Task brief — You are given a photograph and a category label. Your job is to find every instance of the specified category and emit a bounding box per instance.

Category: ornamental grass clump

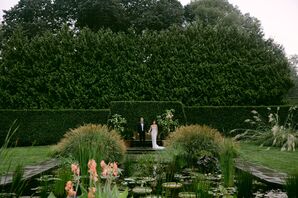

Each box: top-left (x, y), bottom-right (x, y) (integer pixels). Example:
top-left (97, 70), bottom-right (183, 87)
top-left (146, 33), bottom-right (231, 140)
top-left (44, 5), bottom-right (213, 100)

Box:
top-left (232, 106), bottom-right (298, 151)
top-left (165, 125), bottom-right (224, 166)
top-left (55, 124), bottom-right (126, 177)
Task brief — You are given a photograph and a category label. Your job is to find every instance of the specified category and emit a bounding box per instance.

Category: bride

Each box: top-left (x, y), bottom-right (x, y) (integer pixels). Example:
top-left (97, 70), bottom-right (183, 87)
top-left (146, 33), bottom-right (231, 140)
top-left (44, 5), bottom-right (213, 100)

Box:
top-left (148, 120), bottom-right (165, 150)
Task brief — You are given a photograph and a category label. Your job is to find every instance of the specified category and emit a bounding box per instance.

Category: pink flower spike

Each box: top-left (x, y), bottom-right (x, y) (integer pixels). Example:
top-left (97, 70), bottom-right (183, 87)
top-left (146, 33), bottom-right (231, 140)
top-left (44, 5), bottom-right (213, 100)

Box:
top-left (71, 163), bottom-right (80, 176)
top-left (88, 159), bottom-right (98, 182)
top-left (113, 162), bottom-right (118, 176)
top-left (100, 160), bottom-right (106, 169)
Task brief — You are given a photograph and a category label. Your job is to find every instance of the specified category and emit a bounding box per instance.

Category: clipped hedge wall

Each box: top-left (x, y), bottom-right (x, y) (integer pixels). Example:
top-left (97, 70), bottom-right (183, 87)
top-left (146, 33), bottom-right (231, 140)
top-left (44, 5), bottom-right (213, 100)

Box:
top-left (0, 109), bottom-right (110, 146)
top-left (184, 106), bottom-right (296, 135)
top-left (110, 101), bottom-right (187, 132)
top-left (1, 103), bottom-right (297, 146)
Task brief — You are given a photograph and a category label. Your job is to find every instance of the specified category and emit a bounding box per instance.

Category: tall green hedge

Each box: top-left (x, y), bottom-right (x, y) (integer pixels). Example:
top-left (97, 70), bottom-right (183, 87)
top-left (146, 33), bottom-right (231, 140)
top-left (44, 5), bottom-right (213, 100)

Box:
top-left (0, 109), bottom-right (110, 146)
top-left (184, 106), bottom-right (296, 135)
top-left (110, 101), bottom-right (186, 132)
top-left (0, 24), bottom-right (292, 109)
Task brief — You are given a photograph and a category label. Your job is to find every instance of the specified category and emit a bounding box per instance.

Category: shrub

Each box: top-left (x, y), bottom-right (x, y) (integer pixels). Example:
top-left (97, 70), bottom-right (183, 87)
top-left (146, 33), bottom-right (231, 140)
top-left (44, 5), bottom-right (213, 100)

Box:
top-left (108, 114), bottom-right (127, 137)
top-left (165, 125), bottom-right (224, 166)
top-left (54, 124), bottom-right (126, 176)
top-left (156, 109), bottom-right (179, 139)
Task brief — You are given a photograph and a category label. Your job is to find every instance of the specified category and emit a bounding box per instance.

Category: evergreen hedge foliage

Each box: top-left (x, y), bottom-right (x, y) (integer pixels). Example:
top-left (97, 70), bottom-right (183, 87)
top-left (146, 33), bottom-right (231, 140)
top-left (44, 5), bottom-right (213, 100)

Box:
top-left (0, 109), bottom-right (110, 146)
top-left (0, 23), bottom-right (292, 109)
top-left (0, 104), bottom-right (297, 146)
top-left (110, 101), bottom-right (186, 132)
top-left (184, 106), bottom-right (296, 135)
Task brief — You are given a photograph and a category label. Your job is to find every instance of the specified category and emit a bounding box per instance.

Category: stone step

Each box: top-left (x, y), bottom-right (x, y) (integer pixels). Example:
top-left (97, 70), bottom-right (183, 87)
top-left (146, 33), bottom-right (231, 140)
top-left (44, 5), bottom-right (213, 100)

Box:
top-left (126, 140), bottom-right (164, 148)
top-left (127, 147), bottom-right (166, 154)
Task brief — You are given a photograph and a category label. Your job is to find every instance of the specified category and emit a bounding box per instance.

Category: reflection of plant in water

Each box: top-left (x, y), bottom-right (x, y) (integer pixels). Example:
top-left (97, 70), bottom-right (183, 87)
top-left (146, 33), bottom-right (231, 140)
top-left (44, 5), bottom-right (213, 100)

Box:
top-left (156, 109), bottom-right (179, 139)
top-left (236, 171), bottom-right (253, 198)
top-left (285, 172), bottom-right (298, 198)
top-left (232, 106), bottom-right (298, 151)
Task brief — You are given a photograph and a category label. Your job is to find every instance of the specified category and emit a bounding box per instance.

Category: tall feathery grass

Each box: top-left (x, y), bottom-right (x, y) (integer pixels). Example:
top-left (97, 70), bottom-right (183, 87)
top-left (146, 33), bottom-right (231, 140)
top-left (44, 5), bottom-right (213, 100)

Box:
top-left (165, 125), bottom-right (224, 166)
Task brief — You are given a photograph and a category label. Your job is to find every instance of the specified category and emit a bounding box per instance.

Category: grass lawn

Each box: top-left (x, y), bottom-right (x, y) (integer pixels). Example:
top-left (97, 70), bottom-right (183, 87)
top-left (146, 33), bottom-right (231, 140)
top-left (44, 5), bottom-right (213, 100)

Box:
top-left (0, 146), bottom-right (53, 175)
top-left (238, 142), bottom-right (298, 174)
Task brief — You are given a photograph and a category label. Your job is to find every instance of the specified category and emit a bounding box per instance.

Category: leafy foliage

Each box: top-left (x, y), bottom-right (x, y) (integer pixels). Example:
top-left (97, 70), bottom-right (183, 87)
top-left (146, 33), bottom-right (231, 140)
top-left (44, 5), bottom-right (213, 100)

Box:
top-left (0, 23), bottom-right (292, 109)
top-left (156, 109), bottom-right (179, 139)
top-left (108, 114), bottom-right (127, 136)
top-left (1, 0), bottom-right (61, 38)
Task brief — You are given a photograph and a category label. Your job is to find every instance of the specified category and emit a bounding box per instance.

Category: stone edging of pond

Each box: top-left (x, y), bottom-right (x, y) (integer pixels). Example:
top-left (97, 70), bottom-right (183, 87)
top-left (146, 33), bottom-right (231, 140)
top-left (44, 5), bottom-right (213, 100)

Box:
top-left (235, 158), bottom-right (287, 187)
top-left (0, 158), bottom-right (59, 186)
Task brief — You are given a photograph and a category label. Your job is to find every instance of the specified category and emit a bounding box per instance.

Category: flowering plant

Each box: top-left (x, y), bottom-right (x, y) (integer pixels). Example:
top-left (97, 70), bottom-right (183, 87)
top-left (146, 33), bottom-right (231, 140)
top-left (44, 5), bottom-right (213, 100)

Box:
top-left (108, 114), bottom-right (127, 136)
top-left (156, 109), bottom-right (179, 139)
top-left (64, 159), bottom-right (127, 198)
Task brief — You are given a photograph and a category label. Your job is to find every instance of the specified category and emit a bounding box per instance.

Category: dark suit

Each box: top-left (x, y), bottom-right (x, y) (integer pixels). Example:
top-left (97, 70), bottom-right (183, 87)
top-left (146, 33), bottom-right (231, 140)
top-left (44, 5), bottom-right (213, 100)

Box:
top-left (137, 122), bottom-right (146, 143)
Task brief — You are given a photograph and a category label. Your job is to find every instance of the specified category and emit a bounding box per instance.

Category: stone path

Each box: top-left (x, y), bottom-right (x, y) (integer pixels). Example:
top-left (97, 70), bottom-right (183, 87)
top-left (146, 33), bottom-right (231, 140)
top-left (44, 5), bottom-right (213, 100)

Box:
top-left (235, 158), bottom-right (287, 186)
top-left (0, 158), bottom-right (59, 186)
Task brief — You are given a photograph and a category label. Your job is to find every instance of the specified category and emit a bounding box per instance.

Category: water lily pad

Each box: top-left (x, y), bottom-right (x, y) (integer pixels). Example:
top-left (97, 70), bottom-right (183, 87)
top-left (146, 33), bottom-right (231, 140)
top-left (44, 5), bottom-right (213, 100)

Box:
top-left (162, 182), bottom-right (183, 189)
top-left (132, 186), bottom-right (152, 194)
top-left (178, 192), bottom-right (196, 198)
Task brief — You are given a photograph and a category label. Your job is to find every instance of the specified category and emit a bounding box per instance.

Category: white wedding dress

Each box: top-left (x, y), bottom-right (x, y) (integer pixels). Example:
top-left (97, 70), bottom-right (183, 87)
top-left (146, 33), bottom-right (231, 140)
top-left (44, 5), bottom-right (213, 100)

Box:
top-left (150, 125), bottom-right (165, 150)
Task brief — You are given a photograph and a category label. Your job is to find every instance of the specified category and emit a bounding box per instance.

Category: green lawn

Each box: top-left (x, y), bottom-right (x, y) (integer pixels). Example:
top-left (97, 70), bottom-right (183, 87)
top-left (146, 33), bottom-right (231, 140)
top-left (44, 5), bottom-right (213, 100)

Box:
top-left (0, 146), bottom-right (53, 174)
top-left (238, 142), bottom-right (298, 174)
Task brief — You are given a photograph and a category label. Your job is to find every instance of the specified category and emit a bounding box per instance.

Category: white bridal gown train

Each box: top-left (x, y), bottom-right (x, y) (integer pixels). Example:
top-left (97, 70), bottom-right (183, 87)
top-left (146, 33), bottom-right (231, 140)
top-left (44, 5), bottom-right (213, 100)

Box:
top-left (151, 126), bottom-right (165, 150)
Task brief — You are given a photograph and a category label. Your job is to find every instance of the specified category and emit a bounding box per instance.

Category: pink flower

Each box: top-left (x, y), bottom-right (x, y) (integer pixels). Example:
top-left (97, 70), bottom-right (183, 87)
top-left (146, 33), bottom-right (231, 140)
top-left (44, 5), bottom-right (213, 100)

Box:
top-left (88, 159), bottom-right (98, 182)
top-left (71, 163), bottom-right (80, 176)
top-left (113, 162), bottom-right (118, 176)
top-left (65, 181), bottom-right (76, 197)
top-left (88, 187), bottom-right (96, 198)
top-left (100, 160), bottom-right (107, 169)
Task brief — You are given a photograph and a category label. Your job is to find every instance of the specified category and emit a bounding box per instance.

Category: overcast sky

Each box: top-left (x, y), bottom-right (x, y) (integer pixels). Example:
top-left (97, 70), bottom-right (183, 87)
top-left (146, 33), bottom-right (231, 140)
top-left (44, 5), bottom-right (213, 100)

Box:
top-left (0, 0), bottom-right (297, 56)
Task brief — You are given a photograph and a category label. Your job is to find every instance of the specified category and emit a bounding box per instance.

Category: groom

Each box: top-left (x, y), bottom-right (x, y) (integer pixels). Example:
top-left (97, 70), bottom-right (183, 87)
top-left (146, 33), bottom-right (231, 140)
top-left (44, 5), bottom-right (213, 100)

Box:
top-left (137, 117), bottom-right (146, 145)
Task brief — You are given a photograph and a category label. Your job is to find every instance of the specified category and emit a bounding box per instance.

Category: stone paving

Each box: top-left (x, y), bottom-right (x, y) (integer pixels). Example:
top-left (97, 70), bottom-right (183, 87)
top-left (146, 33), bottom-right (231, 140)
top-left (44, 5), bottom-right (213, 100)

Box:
top-left (235, 158), bottom-right (287, 186)
top-left (0, 158), bottom-right (59, 186)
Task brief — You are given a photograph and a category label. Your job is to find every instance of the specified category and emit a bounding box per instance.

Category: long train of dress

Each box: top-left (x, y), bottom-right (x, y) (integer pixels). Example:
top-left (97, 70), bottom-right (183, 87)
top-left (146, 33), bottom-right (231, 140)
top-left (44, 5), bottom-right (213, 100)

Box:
top-left (151, 126), bottom-right (165, 150)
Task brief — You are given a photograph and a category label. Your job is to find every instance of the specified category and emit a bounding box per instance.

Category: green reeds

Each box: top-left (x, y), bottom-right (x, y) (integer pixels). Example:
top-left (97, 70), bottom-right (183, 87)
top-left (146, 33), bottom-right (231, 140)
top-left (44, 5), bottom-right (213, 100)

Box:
top-left (0, 120), bottom-right (27, 196)
top-left (220, 139), bottom-right (238, 187)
